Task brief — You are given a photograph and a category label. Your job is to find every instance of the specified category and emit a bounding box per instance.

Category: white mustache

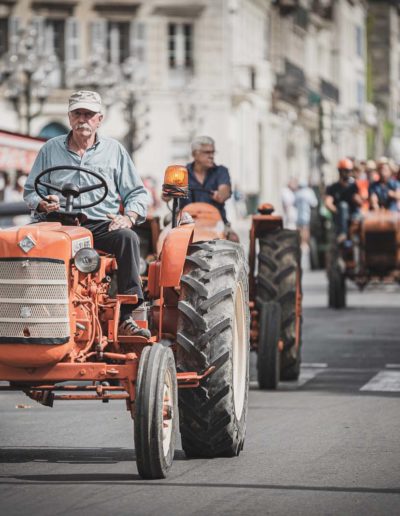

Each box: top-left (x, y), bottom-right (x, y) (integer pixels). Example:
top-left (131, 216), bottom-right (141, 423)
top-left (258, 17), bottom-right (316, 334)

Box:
top-left (75, 123), bottom-right (91, 131)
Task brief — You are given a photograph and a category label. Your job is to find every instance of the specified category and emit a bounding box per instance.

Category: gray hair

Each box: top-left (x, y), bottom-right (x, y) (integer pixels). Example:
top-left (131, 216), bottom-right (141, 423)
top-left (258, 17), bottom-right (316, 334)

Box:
top-left (191, 136), bottom-right (215, 152)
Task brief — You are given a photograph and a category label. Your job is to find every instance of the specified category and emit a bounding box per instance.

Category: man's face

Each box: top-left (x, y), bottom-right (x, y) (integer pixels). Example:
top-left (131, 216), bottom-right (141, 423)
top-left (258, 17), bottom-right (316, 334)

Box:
top-left (339, 169), bottom-right (351, 182)
top-left (68, 109), bottom-right (103, 137)
top-left (379, 164), bottom-right (391, 182)
top-left (193, 144), bottom-right (215, 168)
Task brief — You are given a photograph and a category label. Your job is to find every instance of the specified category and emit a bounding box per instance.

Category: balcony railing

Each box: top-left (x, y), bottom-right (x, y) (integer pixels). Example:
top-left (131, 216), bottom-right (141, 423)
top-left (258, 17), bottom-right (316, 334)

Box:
top-left (276, 59), bottom-right (306, 102)
top-left (320, 78), bottom-right (339, 102)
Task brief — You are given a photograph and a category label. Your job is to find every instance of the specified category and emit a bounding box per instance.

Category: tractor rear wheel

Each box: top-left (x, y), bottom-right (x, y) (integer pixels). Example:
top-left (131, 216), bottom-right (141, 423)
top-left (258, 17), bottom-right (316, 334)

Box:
top-left (177, 240), bottom-right (250, 458)
top-left (257, 229), bottom-right (302, 381)
top-left (257, 301), bottom-right (281, 390)
top-left (134, 343), bottom-right (178, 479)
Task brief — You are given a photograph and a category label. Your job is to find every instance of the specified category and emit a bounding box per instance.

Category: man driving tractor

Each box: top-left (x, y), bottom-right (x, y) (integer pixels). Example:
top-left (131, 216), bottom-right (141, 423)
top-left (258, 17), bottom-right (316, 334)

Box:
top-left (162, 135), bottom-right (238, 240)
top-left (23, 90), bottom-right (151, 338)
top-left (325, 158), bottom-right (363, 244)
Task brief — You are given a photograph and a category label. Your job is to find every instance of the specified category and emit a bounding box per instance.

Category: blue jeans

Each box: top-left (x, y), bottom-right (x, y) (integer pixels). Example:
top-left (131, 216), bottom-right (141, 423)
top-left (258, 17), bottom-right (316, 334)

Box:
top-left (334, 202), bottom-right (360, 236)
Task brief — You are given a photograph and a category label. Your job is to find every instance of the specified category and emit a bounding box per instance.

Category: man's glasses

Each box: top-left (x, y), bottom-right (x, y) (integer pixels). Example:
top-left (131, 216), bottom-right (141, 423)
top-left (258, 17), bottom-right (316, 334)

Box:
top-left (70, 110), bottom-right (98, 119)
top-left (199, 150), bottom-right (216, 155)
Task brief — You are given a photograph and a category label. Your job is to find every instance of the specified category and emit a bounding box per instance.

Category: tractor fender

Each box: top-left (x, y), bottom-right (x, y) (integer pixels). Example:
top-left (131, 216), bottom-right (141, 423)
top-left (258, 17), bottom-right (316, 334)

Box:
top-left (159, 223), bottom-right (194, 287)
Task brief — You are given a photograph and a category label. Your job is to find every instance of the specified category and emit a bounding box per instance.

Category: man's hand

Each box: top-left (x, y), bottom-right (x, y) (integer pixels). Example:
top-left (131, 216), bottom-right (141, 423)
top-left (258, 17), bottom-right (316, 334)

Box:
top-left (37, 195), bottom-right (60, 213)
top-left (107, 213), bottom-right (135, 231)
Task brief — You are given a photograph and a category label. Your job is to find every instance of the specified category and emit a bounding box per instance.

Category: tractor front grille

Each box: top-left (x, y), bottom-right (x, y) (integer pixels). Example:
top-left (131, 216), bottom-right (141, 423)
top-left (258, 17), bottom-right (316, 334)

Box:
top-left (0, 258), bottom-right (70, 344)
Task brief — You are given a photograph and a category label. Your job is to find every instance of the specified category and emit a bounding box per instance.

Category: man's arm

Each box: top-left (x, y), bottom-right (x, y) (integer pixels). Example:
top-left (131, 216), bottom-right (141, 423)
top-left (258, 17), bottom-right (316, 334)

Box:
top-left (324, 194), bottom-right (336, 213)
top-left (212, 184), bottom-right (231, 204)
top-left (212, 166), bottom-right (231, 204)
top-left (24, 143), bottom-right (61, 214)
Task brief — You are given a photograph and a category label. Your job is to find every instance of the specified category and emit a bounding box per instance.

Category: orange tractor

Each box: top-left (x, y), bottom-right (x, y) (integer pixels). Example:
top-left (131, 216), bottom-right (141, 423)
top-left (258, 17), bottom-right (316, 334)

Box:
top-left (0, 163), bottom-right (303, 480)
top-left (328, 210), bottom-right (400, 308)
top-left (0, 165), bottom-right (250, 479)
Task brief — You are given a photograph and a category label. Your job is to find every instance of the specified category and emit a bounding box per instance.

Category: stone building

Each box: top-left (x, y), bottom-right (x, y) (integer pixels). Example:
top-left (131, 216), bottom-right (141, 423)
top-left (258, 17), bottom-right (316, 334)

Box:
top-left (0, 0), bottom-right (372, 214)
top-left (367, 0), bottom-right (400, 158)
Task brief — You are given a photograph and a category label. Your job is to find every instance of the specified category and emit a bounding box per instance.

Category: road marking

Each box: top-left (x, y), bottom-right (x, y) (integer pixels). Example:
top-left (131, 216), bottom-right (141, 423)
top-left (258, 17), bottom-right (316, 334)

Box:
top-left (279, 367), bottom-right (326, 388)
top-left (360, 371), bottom-right (400, 392)
top-left (386, 364), bottom-right (400, 369)
top-left (301, 363), bottom-right (328, 368)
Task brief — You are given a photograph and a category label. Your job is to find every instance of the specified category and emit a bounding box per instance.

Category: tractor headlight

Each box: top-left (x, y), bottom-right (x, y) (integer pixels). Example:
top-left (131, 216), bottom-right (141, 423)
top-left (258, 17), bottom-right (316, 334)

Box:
top-left (74, 248), bottom-right (100, 274)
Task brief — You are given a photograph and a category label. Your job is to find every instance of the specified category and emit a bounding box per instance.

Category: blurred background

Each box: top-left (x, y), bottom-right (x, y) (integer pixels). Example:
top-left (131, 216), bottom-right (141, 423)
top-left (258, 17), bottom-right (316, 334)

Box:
top-left (0, 0), bottom-right (399, 225)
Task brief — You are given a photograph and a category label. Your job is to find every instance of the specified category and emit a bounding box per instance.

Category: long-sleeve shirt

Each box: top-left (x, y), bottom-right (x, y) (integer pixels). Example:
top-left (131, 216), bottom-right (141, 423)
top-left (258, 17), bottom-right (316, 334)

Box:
top-left (24, 133), bottom-right (149, 223)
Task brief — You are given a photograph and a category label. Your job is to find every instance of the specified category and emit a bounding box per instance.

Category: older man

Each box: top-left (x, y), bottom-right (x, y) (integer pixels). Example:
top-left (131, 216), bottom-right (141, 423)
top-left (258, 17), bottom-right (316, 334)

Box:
top-left (179, 135), bottom-right (232, 223)
top-left (24, 90), bottom-right (150, 337)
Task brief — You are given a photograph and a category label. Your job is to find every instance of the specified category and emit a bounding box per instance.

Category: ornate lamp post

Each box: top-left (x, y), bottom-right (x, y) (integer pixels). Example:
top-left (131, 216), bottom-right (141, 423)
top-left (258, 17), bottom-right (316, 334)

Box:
top-left (0, 24), bottom-right (58, 136)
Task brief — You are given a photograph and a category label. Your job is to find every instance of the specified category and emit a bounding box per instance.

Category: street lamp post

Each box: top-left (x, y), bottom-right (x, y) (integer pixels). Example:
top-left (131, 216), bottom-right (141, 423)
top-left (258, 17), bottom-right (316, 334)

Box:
top-left (0, 24), bottom-right (57, 135)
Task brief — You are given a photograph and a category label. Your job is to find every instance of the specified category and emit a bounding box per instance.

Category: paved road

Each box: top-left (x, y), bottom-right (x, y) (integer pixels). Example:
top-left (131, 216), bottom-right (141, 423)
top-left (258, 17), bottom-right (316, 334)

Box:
top-left (0, 271), bottom-right (399, 516)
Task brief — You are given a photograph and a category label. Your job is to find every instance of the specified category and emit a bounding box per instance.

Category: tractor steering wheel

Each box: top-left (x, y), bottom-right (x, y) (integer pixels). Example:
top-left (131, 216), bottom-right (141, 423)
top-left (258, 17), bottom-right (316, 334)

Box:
top-left (34, 165), bottom-right (108, 215)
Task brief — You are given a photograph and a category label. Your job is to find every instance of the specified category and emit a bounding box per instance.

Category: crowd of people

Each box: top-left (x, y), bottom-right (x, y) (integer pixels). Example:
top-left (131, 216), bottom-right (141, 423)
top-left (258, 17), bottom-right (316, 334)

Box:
top-left (282, 156), bottom-right (400, 248)
top-left (325, 156), bottom-right (400, 245)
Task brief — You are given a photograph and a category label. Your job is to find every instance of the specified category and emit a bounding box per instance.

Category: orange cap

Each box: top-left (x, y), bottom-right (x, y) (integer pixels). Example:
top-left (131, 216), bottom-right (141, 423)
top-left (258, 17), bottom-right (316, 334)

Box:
top-left (337, 158), bottom-right (353, 170)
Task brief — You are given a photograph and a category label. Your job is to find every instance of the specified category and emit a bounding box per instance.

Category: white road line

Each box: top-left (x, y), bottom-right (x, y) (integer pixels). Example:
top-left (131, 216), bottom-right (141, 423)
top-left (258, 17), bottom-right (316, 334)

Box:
top-left (279, 367), bottom-right (326, 388)
top-left (360, 371), bottom-right (400, 392)
top-left (301, 363), bottom-right (328, 368)
top-left (386, 364), bottom-right (400, 369)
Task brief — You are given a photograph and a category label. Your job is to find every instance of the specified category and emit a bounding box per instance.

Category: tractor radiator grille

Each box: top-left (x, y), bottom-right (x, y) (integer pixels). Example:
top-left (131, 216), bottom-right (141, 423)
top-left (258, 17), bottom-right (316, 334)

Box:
top-left (0, 258), bottom-right (70, 344)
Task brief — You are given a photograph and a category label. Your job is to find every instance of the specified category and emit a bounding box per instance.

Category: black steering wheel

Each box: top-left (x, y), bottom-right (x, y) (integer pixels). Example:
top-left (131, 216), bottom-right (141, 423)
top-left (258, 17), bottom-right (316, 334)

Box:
top-left (34, 165), bottom-right (108, 215)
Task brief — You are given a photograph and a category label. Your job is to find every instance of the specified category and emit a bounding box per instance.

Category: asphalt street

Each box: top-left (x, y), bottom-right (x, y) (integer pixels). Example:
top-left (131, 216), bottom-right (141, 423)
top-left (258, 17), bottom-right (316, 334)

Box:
top-left (0, 270), bottom-right (399, 516)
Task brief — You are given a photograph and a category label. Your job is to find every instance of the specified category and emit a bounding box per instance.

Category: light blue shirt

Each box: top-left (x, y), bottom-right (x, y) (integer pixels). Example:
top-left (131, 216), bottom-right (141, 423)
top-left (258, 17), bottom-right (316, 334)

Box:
top-left (24, 133), bottom-right (149, 223)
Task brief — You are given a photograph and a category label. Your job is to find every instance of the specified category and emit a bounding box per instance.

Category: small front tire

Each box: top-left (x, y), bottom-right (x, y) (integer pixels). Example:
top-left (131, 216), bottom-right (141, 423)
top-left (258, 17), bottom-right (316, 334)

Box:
top-left (134, 343), bottom-right (178, 479)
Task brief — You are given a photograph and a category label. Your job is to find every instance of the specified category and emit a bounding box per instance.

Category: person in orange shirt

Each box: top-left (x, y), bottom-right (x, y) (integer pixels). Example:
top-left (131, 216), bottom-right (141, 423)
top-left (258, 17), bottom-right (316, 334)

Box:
top-left (352, 161), bottom-right (370, 212)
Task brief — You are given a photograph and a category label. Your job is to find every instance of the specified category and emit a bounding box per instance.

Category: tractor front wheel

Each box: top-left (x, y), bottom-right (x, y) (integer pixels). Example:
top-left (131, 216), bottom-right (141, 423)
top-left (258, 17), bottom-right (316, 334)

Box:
top-left (134, 343), bottom-right (178, 479)
top-left (257, 301), bottom-right (281, 390)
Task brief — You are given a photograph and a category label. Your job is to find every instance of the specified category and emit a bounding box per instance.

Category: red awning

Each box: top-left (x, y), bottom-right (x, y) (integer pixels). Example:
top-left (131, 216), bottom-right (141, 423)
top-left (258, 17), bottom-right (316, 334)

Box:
top-left (0, 130), bottom-right (45, 173)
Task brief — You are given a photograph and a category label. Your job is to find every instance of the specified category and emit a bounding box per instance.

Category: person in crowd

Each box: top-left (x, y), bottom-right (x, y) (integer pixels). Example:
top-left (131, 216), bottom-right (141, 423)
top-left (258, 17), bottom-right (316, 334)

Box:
top-left (352, 160), bottom-right (370, 212)
top-left (281, 177), bottom-right (298, 230)
top-left (366, 159), bottom-right (378, 183)
top-left (369, 157), bottom-right (400, 212)
top-left (24, 90), bottom-right (150, 337)
top-left (324, 158), bottom-right (362, 243)
top-left (295, 180), bottom-right (318, 248)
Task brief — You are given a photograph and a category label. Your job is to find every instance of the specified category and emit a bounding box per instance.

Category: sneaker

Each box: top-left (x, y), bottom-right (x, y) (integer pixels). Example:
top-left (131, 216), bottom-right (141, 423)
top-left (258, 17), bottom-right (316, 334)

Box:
top-left (119, 317), bottom-right (151, 338)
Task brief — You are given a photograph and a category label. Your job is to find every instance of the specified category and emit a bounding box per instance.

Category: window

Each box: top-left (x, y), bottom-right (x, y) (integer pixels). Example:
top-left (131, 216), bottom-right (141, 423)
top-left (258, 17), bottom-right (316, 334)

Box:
top-left (90, 20), bottom-right (146, 66)
top-left (107, 21), bottom-right (130, 64)
top-left (356, 26), bottom-right (363, 58)
top-left (0, 18), bottom-right (8, 57)
top-left (168, 22), bottom-right (193, 70)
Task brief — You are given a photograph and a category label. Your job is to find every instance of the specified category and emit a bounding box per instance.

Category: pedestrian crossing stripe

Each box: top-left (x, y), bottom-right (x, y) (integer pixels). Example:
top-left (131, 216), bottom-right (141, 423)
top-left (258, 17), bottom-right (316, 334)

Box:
top-left (360, 371), bottom-right (400, 392)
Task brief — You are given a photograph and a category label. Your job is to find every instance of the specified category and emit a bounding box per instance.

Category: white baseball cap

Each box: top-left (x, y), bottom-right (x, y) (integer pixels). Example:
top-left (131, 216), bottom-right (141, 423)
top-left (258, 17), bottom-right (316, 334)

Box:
top-left (68, 90), bottom-right (102, 113)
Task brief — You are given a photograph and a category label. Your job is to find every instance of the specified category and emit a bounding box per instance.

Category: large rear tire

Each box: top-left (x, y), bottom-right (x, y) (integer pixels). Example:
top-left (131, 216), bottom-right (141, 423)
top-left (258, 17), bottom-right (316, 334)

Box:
top-left (177, 240), bottom-right (250, 458)
top-left (257, 301), bottom-right (281, 390)
top-left (257, 229), bottom-right (302, 381)
top-left (134, 343), bottom-right (178, 479)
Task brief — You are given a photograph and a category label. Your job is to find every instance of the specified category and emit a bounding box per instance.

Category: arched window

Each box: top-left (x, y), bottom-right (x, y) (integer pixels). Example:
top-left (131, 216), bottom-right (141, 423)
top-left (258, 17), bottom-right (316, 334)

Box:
top-left (38, 122), bottom-right (68, 140)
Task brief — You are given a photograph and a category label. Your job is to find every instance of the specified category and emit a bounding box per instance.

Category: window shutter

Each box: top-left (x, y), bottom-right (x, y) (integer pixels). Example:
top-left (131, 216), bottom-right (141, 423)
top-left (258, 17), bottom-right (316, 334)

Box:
top-left (90, 19), bottom-right (107, 61)
top-left (130, 20), bottom-right (146, 63)
top-left (65, 18), bottom-right (80, 68)
top-left (8, 16), bottom-right (20, 54)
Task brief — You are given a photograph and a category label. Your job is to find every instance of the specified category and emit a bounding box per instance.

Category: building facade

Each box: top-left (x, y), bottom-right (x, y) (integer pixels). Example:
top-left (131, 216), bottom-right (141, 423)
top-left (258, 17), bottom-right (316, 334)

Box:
top-left (0, 0), bottom-right (372, 214)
